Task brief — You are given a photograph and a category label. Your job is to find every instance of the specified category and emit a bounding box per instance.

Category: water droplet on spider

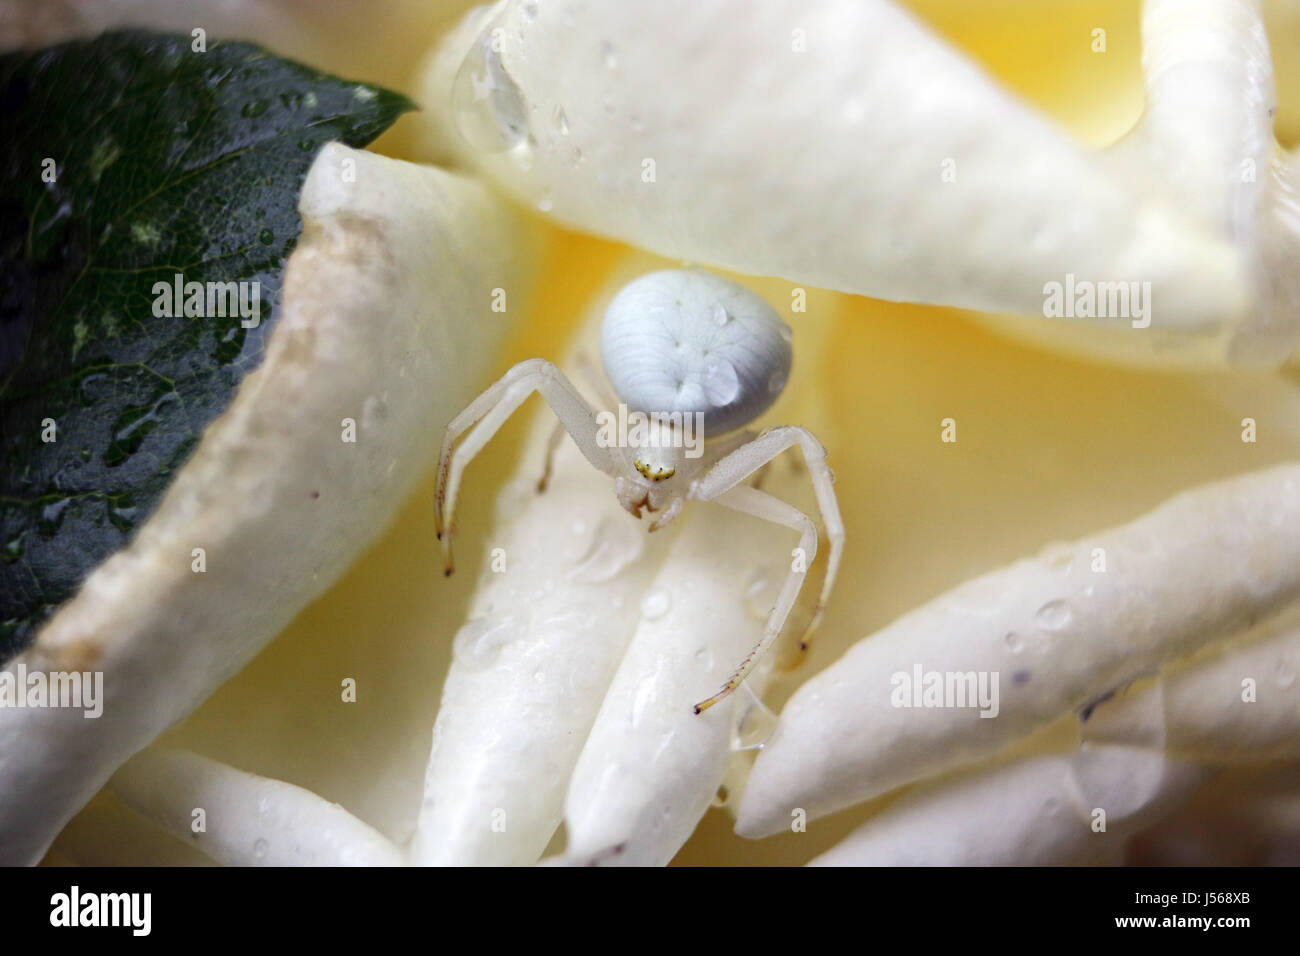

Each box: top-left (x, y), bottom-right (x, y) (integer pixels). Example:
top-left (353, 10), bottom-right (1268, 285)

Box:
top-left (600, 40), bottom-right (618, 69)
top-left (713, 303), bottom-right (731, 326)
top-left (778, 323), bottom-right (794, 344)
top-left (1004, 631), bottom-right (1024, 653)
top-left (451, 29), bottom-right (529, 151)
top-left (702, 358), bottom-right (740, 406)
top-left (731, 692), bottom-right (778, 751)
top-left (767, 369), bottom-right (786, 395)
top-left (641, 587), bottom-right (671, 620)
top-left (553, 105), bottom-right (569, 134)
top-left (241, 98), bottom-right (269, 118)
top-left (452, 616), bottom-right (523, 667)
top-left (1035, 599), bottom-right (1073, 631)
top-left (253, 838), bottom-right (269, 859)
top-left (1277, 661), bottom-right (1297, 689)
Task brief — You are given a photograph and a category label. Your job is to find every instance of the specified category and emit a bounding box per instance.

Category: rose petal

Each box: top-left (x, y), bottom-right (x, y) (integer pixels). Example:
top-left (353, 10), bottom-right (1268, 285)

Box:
top-left (0, 144), bottom-right (536, 864)
top-left (738, 463), bottom-right (1300, 838)
top-left (418, 0), bottom-right (1249, 333)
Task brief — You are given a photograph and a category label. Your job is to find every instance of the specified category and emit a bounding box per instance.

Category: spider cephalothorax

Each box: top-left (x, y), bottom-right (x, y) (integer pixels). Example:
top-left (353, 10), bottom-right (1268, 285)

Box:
top-left (435, 269), bottom-right (843, 713)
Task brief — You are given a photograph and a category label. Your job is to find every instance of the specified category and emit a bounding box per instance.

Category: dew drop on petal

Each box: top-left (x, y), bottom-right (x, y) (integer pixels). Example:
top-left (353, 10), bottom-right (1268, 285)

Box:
top-left (452, 616), bottom-right (523, 667)
top-left (702, 358), bottom-right (740, 406)
top-left (641, 587), bottom-right (671, 620)
top-left (553, 105), bottom-right (569, 135)
top-left (1039, 542), bottom-right (1074, 573)
top-left (571, 515), bottom-right (645, 583)
top-left (730, 690), bottom-right (778, 751)
top-left (713, 303), bottom-right (731, 326)
top-left (1036, 599), bottom-right (1073, 631)
top-left (1004, 631), bottom-right (1024, 653)
top-left (451, 30), bottom-right (529, 152)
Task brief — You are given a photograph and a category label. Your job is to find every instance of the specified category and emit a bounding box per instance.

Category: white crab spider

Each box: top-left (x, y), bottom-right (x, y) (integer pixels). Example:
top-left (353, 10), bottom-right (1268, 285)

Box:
top-left (434, 269), bottom-right (844, 714)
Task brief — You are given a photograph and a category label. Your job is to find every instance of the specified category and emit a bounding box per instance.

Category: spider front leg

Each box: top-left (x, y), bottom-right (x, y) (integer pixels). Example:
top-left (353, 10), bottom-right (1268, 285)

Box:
top-left (536, 351), bottom-right (620, 494)
top-left (690, 426), bottom-right (845, 713)
top-left (435, 358), bottom-right (618, 575)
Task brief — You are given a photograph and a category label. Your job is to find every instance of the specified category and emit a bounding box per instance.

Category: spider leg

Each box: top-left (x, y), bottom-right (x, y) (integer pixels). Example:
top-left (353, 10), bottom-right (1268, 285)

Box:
top-left (693, 426), bottom-right (844, 647)
top-left (435, 359), bottom-right (618, 574)
top-left (690, 484), bottom-right (819, 714)
top-left (536, 352), bottom-right (621, 493)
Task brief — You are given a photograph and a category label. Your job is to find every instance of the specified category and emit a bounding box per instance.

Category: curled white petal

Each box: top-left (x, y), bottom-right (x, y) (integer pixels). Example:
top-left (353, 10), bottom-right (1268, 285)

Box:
top-left (810, 746), bottom-right (1210, 866)
top-left (109, 749), bottom-right (405, 866)
top-left (738, 463), bottom-right (1300, 838)
top-left (419, 0), bottom-right (1248, 332)
top-left (557, 505), bottom-right (782, 867)
top-left (1084, 609), bottom-right (1300, 761)
top-left (0, 144), bottom-right (536, 864)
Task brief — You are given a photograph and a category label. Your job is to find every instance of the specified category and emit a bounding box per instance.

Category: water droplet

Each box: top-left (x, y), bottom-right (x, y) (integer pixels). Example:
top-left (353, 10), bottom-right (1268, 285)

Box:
top-left (631, 672), bottom-right (658, 728)
top-left (767, 369), bottom-right (786, 395)
top-left (258, 228), bottom-right (274, 244)
top-left (571, 515), bottom-right (645, 583)
top-left (361, 393), bottom-right (388, 430)
top-left (452, 616), bottom-right (523, 667)
top-left (257, 799), bottom-right (278, 829)
top-left (4, 530), bottom-right (25, 563)
top-left (641, 587), bottom-right (671, 620)
top-left (778, 323), bottom-right (793, 344)
top-left (601, 40), bottom-right (618, 69)
top-left (1277, 661), bottom-right (1296, 689)
top-left (1036, 599), bottom-right (1073, 631)
top-left (451, 29), bottom-right (529, 151)
top-left (702, 359), bottom-right (740, 406)
top-left (712, 303), bottom-right (731, 326)
top-left (241, 99), bottom-right (269, 118)
top-left (694, 645), bottom-right (715, 671)
top-left (553, 105), bottom-right (569, 134)
top-left (1039, 542), bottom-right (1074, 572)
top-left (731, 689), bottom-right (778, 751)
top-left (253, 838), bottom-right (269, 859)
top-left (1004, 631), bottom-right (1024, 653)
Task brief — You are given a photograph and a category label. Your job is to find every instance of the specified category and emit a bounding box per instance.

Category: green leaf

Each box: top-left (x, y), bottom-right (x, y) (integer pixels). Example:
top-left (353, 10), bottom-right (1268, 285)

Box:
top-left (0, 30), bottom-right (414, 661)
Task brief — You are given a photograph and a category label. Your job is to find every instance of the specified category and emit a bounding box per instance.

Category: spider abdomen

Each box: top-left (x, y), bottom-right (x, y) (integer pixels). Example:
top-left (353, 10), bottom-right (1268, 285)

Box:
top-left (599, 270), bottom-right (793, 437)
